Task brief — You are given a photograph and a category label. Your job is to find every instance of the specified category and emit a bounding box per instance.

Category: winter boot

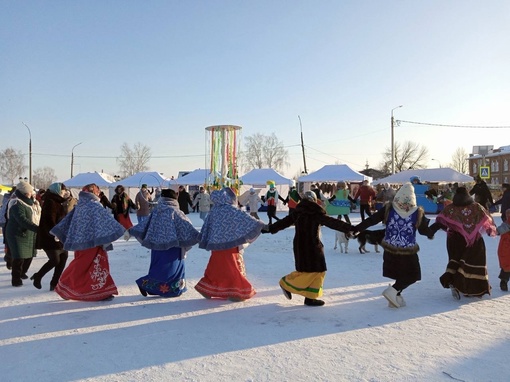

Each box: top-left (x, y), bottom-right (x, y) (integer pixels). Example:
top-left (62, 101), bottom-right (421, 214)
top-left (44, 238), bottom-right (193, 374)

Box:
top-left (450, 285), bottom-right (461, 300)
top-left (280, 285), bottom-right (292, 300)
top-left (382, 285), bottom-right (400, 308)
top-left (304, 298), bottom-right (325, 306)
top-left (500, 280), bottom-right (508, 291)
top-left (389, 294), bottom-right (406, 308)
top-left (31, 273), bottom-right (42, 289)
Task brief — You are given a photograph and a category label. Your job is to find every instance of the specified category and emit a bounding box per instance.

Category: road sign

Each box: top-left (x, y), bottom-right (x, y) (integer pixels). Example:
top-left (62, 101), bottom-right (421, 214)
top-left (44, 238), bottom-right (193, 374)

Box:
top-left (480, 166), bottom-right (490, 179)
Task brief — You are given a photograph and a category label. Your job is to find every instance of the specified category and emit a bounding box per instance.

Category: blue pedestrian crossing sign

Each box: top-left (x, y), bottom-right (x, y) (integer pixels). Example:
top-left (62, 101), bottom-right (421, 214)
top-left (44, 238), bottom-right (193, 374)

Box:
top-left (480, 166), bottom-right (490, 179)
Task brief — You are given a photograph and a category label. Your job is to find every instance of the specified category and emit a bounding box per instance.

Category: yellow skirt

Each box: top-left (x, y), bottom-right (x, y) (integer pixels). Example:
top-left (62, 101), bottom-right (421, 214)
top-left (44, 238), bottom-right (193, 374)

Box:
top-left (279, 271), bottom-right (326, 299)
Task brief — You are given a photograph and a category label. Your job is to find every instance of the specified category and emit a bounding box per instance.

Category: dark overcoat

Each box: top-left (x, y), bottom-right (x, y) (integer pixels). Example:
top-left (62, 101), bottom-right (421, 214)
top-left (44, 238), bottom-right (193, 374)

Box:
top-left (36, 191), bottom-right (67, 250)
top-left (268, 199), bottom-right (352, 272)
top-left (5, 190), bottom-right (38, 259)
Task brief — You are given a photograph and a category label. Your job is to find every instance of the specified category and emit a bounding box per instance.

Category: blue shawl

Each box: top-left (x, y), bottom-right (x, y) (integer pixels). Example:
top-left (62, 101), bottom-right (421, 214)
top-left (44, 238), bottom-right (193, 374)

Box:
top-left (129, 197), bottom-right (199, 250)
top-left (50, 191), bottom-right (125, 251)
top-left (199, 188), bottom-right (265, 251)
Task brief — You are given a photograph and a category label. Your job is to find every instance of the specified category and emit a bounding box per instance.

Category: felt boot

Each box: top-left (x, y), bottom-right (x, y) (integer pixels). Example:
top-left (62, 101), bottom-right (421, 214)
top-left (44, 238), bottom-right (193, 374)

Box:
top-left (382, 285), bottom-right (400, 308)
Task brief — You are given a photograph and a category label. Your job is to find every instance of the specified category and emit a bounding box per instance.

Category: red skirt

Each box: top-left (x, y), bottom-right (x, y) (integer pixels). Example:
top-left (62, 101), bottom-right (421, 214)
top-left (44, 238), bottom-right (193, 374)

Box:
top-left (55, 246), bottom-right (118, 301)
top-left (195, 247), bottom-right (256, 301)
top-left (117, 214), bottom-right (133, 229)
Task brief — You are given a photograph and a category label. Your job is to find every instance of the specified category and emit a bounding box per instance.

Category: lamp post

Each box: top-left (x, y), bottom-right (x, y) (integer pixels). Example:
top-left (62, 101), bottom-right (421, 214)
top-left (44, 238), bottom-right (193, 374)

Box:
top-left (71, 142), bottom-right (83, 178)
top-left (21, 122), bottom-right (32, 184)
top-left (431, 158), bottom-right (442, 168)
top-left (391, 105), bottom-right (403, 174)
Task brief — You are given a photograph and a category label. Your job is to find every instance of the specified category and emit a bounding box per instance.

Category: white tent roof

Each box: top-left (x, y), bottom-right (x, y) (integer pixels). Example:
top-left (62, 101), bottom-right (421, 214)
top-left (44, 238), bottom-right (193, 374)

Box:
top-left (373, 168), bottom-right (474, 185)
top-left (61, 172), bottom-right (113, 188)
top-left (177, 169), bottom-right (217, 186)
top-left (240, 168), bottom-right (293, 187)
top-left (110, 171), bottom-right (172, 188)
top-left (298, 164), bottom-right (370, 183)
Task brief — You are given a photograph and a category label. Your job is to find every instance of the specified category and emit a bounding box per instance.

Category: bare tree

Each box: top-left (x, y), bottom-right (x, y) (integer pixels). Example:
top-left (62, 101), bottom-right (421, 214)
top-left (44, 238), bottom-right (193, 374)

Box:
top-left (0, 147), bottom-right (26, 185)
top-left (242, 133), bottom-right (289, 172)
top-left (117, 142), bottom-right (151, 177)
top-left (379, 141), bottom-right (429, 173)
top-left (33, 167), bottom-right (58, 190)
top-left (450, 147), bottom-right (469, 174)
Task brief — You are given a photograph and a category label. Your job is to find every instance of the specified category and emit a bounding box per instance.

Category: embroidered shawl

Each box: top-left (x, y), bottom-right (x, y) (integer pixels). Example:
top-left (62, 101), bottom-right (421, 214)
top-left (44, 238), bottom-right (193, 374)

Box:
top-left (129, 197), bottom-right (199, 250)
top-left (437, 202), bottom-right (497, 246)
top-left (50, 191), bottom-right (125, 251)
top-left (199, 188), bottom-right (265, 251)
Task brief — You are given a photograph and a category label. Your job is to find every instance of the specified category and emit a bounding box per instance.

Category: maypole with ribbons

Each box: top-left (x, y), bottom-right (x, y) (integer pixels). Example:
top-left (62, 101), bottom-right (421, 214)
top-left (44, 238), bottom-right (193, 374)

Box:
top-left (205, 125), bottom-right (242, 193)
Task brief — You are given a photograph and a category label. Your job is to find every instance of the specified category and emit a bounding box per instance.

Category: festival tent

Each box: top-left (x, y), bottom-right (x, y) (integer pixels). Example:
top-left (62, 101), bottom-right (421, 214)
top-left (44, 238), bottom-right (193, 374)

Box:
top-left (372, 168), bottom-right (474, 185)
top-left (297, 164), bottom-right (371, 183)
top-left (240, 168), bottom-right (293, 212)
top-left (177, 169), bottom-right (218, 186)
top-left (110, 171), bottom-right (176, 200)
top-left (60, 172), bottom-right (114, 198)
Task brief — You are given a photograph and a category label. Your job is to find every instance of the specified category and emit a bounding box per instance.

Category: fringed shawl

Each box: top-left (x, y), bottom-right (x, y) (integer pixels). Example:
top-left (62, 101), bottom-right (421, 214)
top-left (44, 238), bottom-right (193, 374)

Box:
top-left (437, 202), bottom-right (497, 246)
top-left (199, 188), bottom-right (265, 251)
top-left (129, 197), bottom-right (199, 250)
top-left (50, 191), bottom-right (125, 251)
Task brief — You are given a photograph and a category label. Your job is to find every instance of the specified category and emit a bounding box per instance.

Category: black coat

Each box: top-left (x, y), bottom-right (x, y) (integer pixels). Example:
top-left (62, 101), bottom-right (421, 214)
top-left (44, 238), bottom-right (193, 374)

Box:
top-left (36, 191), bottom-right (67, 250)
top-left (268, 199), bottom-right (353, 272)
top-left (469, 181), bottom-right (493, 209)
top-left (178, 190), bottom-right (193, 214)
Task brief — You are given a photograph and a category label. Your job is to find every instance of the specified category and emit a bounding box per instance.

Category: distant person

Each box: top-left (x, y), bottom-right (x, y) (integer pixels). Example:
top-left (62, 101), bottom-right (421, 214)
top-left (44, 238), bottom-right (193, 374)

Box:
top-left (192, 187), bottom-right (211, 221)
top-left (493, 183), bottom-right (510, 223)
top-left (5, 181), bottom-right (41, 287)
top-left (246, 188), bottom-right (263, 220)
top-left (32, 183), bottom-right (72, 291)
top-left (265, 182), bottom-right (285, 224)
top-left (496, 209), bottom-right (510, 292)
top-left (111, 185), bottom-right (137, 229)
top-left (354, 180), bottom-right (376, 221)
top-left (0, 186), bottom-right (16, 270)
top-left (469, 175), bottom-right (493, 210)
top-left (327, 181), bottom-right (355, 223)
top-left (284, 185), bottom-right (301, 216)
top-left (192, 190), bottom-right (199, 212)
top-left (135, 184), bottom-right (152, 224)
top-left (177, 185), bottom-right (193, 214)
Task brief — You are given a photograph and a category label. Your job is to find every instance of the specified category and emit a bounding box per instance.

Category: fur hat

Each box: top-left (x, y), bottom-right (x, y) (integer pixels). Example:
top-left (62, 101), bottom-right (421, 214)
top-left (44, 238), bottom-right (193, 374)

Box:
top-left (161, 188), bottom-right (177, 199)
top-left (16, 181), bottom-right (34, 195)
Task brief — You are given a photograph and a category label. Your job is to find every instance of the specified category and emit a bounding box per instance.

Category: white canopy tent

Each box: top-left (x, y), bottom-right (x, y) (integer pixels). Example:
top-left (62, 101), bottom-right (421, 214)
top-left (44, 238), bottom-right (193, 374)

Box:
top-left (177, 169), bottom-right (218, 186)
top-left (373, 168), bottom-right (474, 185)
top-left (60, 172), bottom-right (114, 198)
top-left (298, 164), bottom-right (371, 184)
top-left (110, 171), bottom-right (177, 200)
top-left (240, 168), bottom-right (293, 212)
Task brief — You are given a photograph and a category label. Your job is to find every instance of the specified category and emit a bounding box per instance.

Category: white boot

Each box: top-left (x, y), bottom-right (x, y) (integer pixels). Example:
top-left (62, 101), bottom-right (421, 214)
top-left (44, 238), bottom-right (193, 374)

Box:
top-left (388, 294), bottom-right (406, 308)
top-left (382, 285), bottom-right (400, 308)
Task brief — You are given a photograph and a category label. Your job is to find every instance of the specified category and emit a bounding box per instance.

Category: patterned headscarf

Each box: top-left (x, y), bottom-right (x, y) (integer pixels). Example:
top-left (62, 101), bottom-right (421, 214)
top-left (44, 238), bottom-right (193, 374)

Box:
top-left (198, 188), bottom-right (265, 251)
top-left (392, 182), bottom-right (418, 218)
top-left (50, 191), bottom-right (125, 251)
top-left (129, 197), bottom-right (199, 250)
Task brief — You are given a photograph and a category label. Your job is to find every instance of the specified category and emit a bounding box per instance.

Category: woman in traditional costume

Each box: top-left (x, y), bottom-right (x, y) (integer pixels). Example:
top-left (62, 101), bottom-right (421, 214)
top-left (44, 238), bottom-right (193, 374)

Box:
top-left (326, 181), bottom-right (355, 223)
top-left (263, 191), bottom-right (354, 306)
top-left (111, 185), bottom-right (137, 229)
top-left (195, 187), bottom-right (265, 301)
top-left (129, 188), bottom-right (200, 297)
top-left (355, 182), bottom-right (435, 308)
top-left (432, 187), bottom-right (497, 299)
top-left (50, 184), bottom-right (125, 301)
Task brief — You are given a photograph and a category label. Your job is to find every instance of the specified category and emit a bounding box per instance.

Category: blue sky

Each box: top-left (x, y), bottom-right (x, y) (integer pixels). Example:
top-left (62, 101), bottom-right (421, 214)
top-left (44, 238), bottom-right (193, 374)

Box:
top-left (1, 1), bottom-right (509, 182)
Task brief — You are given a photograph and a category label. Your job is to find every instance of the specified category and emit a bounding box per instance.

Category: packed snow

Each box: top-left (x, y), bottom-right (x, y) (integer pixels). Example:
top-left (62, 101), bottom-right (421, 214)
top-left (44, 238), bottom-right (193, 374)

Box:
top-left (1, 211), bottom-right (509, 382)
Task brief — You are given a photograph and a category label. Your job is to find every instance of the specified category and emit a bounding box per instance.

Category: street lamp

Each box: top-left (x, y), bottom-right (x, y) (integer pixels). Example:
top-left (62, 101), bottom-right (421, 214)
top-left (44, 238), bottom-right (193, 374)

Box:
top-left (391, 105), bottom-right (403, 174)
top-left (431, 158), bottom-right (442, 168)
top-left (71, 142), bottom-right (83, 178)
top-left (21, 122), bottom-right (32, 184)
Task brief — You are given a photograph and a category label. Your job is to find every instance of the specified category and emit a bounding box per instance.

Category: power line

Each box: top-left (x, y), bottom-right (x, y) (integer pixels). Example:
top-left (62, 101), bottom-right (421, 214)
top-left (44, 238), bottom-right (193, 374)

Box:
top-left (397, 120), bottom-right (510, 129)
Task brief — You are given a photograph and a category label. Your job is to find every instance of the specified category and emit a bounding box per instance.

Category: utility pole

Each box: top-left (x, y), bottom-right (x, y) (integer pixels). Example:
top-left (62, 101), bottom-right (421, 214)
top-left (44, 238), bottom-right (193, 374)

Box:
top-left (298, 115), bottom-right (308, 174)
top-left (22, 122), bottom-right (32, 184)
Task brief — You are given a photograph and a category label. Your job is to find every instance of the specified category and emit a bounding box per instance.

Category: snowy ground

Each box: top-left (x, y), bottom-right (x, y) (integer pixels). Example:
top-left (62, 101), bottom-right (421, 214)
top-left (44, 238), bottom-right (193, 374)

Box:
top-left (1, 211), bottom-right (509, 382)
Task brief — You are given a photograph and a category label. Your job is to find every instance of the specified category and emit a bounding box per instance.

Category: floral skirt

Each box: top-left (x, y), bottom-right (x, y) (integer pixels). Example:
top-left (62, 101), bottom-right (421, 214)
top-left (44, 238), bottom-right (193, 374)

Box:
top-left (55, 246), bottom-right (118, 301)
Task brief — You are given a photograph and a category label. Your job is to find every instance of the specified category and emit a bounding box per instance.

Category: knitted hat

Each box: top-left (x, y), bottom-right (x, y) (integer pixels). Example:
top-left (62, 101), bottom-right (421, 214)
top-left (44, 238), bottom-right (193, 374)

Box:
top-left (304, 190), bottom-right (317, 202)
top-left (267, 180), bottom-right (275, 189)
top-left (161, 188), bottom-right (177, 199)
top-left (249, 188), bottom-right (255, 194)
top-left (392, 182), bottom-right (417, 218)
top-left (16, 181), bottom-right (34, 195)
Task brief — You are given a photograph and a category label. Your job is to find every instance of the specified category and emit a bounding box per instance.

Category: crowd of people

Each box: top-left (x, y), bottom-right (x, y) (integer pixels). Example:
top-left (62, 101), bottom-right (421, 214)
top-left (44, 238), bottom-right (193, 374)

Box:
top-left (1, 176), bottom-right (509, 309)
